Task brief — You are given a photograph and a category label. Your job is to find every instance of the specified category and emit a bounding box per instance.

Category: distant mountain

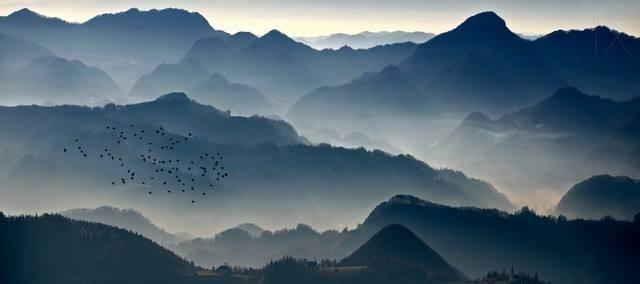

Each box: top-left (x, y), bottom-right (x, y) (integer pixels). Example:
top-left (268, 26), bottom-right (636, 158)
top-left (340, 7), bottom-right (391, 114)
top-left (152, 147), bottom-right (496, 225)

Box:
top-left (297, 31), bottom-right (434, 49)
top-left (0, 8), bottom-right (72, 31)
top-left (83, 8), bottom-right (214, 35)
top-left (133, 29), bottom-right (419, 107)
top-left (234, 223), bottom-right (266, 238)
top-left (556, 175), bottom-right (640, 220)
top-left (288, 65), bottom-right (429, 133)
top-left (287, 11), bottom-right (566, 144)
top-left (187, 73), bottom-right (279, 115)
top-left (0, 212), bottom-right (198, 284)
top-left (0, 8), bottom-right (226, 88)
top-left (61, 206), bottom-right (183, 245)
top-left (400, 11), bottom-right (564, 113)
top-left (496, 87), bottom-right (640, 132)
top-left (425, 87), bottom-right (640, 201)
top-left (178, 223), bottom-right (340, 267)
top-left (532, 26), bottom-right (640, 100)
top-left (0, 56), bottom-right (121, 105)
top-left (0, 33), bottom-right (54, 75)
top-left (340, 224), bottom-right (467, 283)
top-left (342, 195), bottom-right (640, 284)
top-left (131, 61), bottom-right (283, 118)
top-left (0, 94), bottom-right (510, 233)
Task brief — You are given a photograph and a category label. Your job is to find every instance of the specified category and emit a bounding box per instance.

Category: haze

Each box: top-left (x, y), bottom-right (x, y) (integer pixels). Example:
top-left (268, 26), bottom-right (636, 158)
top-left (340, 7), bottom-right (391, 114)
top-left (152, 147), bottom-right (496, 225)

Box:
top-left (1, 0), bottom-right (639, 37)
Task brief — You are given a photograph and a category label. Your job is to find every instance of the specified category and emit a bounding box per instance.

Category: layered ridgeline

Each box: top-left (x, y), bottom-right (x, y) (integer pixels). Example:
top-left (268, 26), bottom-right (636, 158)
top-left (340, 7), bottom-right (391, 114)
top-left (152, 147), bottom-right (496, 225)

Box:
top-left (556, 175), bottom-right (640, 220)
top-left (0, 212), bottom-right (547, 284)
top-left (0, 8), bottom-right (227, 88)
top-left (0, 93), bottom-right (511, 233)
top-left (0, 33), bottom-right (120, 105)
top-left (425, 87), bottom-right (640, 205)
top-left (103, 195), bottom-right (637, 284)
top-left (288, 12), bottom-right (565, 130)
top-left (131, 29), bottom-right (418, 107)
top-left (341, 195), bottom-right (640, 284)
top-left (531, 26), bottom-right (640, 100)
top-left (259, 224), bottom-right (468, 284)
top-left (287, 12), bottom-right (640, 153)
top-left (1, 56), bottom-right (121, 105)
top-left (0, 33), bottom-right (53, 75)
top-left (339, 224), bottom-right (467, 283)
top-left (0, 213), bottom-right (200, 284)
top-left (296, 31), bottom-right (435, 49)
top-left (61, 206), bottom-right (188, 246)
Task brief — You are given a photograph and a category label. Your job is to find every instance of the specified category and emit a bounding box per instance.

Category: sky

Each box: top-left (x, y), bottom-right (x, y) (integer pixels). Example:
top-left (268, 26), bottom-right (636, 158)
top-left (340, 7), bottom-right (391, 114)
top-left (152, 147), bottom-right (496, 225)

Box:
top-left (0, 0), bottom-right (639, 37)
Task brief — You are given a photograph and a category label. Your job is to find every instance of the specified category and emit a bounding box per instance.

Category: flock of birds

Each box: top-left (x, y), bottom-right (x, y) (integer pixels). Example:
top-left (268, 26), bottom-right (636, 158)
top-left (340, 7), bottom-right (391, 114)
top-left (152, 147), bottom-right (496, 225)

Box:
top-left (63, 124), bottom-right (229, 204)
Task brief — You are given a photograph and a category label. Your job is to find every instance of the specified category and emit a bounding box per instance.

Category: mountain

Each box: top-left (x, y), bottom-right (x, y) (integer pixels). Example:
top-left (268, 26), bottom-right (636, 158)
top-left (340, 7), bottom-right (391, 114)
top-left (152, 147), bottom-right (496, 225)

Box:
top-left (0, 56), bottom-right (121, 105)
top-left (178, 223), bottom-right (340, 268)
top-left (288, 65), bottom-right (429, 133)
top-left (531, 26), bottom-right (640, 100)
top-left (340, 224), bottom-right (467, 283)
top-left (0, 33), bottom-right (54, 75)
top-left (400, 11), bottom-right (564, 114)
top-left (496, 87), bottom-right (640, 132)
top-left (258, 225), bottom-right (466, 284)
top-left (0, 94), bottom-right (511, 234)
top-left (133, 29), bottom-right (419, 107)
top-left (61, 206), bottom-right (183, 246)
top-left (425, 87), bottom-right (640, 204)
top-left (0, 8), bottom-right (226, 88)
top-left (0, 212), bottom-right (199, 284)
top-left (556, 175), bottom-right (640, 220)
top-left (342, 195), bottom-right (640, 284)
top-left (83, 8), bottom-right (213, 35)
top-left (297, 31), bottom-right (435, 49)
top-left (287, 11), bottom-right (566, 151)
top-left (234, 223), bottom-right (266, 238)
top-left (188, 73), bottom-right (280, 115)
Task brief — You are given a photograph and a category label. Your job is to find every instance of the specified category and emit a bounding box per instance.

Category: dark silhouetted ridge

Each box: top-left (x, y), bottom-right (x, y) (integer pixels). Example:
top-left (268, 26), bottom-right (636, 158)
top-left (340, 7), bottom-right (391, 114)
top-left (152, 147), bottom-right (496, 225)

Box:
top-left (556, 175), bottom-right (640, 220)
top-left (456, 11), bottom-right (508, 32)
top-left (341, 224), bottom-right (467, 282)
top-left (154, 92), bottom-right (191, 103)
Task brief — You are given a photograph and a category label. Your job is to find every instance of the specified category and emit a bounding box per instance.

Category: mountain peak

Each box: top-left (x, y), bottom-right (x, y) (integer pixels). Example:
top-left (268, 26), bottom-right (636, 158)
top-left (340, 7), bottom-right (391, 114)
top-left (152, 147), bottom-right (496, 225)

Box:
top-left (262, 29), bottom-right (293, 41)
top-left (341, 224), bottom-right (467, 281)
top-left (8, 8), bottom-right (41, 18)
top-left (155, 92), bottom-right (192, 103)
top-left (458, 11), bottom-right (506, 31)
top-left (6, 8), bottom-right (69, 25)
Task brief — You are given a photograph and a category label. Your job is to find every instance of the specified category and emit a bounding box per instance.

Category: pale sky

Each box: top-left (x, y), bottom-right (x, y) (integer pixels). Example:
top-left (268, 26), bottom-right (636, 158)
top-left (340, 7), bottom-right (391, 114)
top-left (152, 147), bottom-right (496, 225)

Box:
top-left (1, 0), bottom-right (639, 37)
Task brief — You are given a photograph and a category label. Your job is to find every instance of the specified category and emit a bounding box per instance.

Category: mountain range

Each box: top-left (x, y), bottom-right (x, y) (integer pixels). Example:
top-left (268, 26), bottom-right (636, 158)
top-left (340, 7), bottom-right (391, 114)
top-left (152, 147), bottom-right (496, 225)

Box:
top-left (288, 11), bottom-right (567, 129)
top-left (0, 8), bottom-right (226, 88)
top-left (296, 31), bottom-right (435, 49)
top-left (345, 194), bottom-right (640, 284)
top-left (60, 194), bottom-right (640, 284)
top-left (287, 12), bottom-right (640, 157)
top-left (425, 87), bottom-right (640, 205)
top-left (2, 211), bottom-right (551, 284)
top-left (131, 29), bottom-right (419, 107)
top-left (0, 93), bottom-right (512, 233)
